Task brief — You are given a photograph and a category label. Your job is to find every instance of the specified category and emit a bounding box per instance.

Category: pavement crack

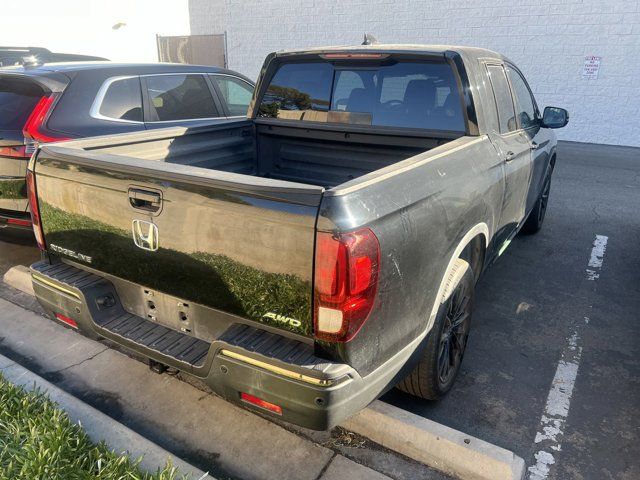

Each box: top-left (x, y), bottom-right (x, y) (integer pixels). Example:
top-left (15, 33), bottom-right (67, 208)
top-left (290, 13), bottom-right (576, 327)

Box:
top-left (313, 452), bottom-right (337, 480)
top-left (46, 347), bottom-right (109, 375)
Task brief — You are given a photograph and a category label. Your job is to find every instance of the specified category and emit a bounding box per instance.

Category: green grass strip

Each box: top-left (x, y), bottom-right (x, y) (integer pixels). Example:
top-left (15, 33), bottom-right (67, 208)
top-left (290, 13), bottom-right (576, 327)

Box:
top-left (0, 372), bottom-right (185, 480)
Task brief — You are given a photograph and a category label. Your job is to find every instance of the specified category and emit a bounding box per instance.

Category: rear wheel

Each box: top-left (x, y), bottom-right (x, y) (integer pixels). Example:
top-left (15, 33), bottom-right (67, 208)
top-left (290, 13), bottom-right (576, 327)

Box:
top-left (521, 173), bottom-right (551, 235)
top-left (397, 259), bottom-right (474, 400)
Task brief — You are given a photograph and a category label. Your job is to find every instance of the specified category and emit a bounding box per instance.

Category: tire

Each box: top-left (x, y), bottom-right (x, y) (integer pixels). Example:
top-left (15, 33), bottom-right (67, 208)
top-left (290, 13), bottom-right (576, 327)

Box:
top-left (397, 258), bottom-right (474, 400)
top-left (521, 172), bottom-right (551, 235)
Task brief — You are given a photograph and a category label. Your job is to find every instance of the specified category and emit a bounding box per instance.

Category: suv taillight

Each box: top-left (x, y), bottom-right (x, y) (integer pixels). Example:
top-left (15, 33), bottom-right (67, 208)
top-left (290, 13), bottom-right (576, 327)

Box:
top-left (25, 170), bottom-right (45, 250)
top-left (22, 94), bottom-right (69, 154)
top-left (314, 228), bottom-right (380, 342)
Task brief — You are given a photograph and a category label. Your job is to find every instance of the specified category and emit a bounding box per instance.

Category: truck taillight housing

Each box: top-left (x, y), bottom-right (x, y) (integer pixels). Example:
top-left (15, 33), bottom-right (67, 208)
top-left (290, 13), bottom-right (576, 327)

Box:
top-left (22, 94), bottom-right (69, 153)
top-left (314, 228), bottom-right (380, 342)
top-left (25, 170), bottom-right (45, 250)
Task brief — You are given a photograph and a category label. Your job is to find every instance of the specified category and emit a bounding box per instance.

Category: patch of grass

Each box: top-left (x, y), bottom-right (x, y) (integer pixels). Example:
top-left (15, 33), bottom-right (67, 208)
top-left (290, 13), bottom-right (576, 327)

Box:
top-left (0, 179), bottom-right (27, 200)
top-left (0, 372), bottom-right (183, 480)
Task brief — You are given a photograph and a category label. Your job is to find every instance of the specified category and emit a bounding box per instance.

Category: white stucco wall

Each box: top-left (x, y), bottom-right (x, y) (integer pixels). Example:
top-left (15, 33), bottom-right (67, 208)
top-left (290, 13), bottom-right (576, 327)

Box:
top-left (190, 0), bottom-right (640, 147)
top-left (0, 0), bottom-right (191, 63)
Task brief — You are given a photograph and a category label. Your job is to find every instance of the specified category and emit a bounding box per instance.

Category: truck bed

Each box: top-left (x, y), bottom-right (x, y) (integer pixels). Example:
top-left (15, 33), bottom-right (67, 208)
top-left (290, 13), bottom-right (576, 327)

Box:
top-left (76, 120), bottom-right (454, 188)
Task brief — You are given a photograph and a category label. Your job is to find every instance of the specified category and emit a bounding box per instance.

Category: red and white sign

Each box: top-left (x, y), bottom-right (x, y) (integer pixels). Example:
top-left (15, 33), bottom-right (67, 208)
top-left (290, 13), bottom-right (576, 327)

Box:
top-left (582, 55), bottom-right (601, 79)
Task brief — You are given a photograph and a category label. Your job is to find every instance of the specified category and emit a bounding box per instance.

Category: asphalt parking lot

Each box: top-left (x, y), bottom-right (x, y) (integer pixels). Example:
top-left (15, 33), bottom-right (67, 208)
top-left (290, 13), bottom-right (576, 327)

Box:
top-left (1, 140), bottom-right (638, 479)
top-left (384, 141), bottom-right (640, 479)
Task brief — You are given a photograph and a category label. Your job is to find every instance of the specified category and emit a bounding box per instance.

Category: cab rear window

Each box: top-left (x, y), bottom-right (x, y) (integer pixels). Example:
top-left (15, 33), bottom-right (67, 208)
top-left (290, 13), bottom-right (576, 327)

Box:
top-left (258, 60), bottom-right (465, 131)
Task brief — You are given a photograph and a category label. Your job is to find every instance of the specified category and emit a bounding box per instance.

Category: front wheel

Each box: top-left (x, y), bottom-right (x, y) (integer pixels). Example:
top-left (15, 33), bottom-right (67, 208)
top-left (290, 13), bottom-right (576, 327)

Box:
top-left (521, 173), bottom-right (551, 235)
top-left (397, 258), bottom-right (474, 400)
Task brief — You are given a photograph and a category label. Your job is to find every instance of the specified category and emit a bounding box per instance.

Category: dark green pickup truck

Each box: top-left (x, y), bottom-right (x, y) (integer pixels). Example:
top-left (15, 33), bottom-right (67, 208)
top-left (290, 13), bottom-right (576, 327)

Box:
top-left (27, 44), bottom-right (567, 430)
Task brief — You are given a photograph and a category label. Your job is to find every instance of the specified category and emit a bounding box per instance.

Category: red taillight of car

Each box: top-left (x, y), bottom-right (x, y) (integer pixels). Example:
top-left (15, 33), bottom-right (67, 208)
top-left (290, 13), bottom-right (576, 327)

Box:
top-left (240, 392), bottom-right (283, 415)
top-left (55, 313), bottom-right (78, 329)
top-left (25, 170), bottom-right (45, 250)
top-left (22, 94), bottom-right (69, 152)
top-left (0, 145), bottom-right (28, 158)
top-left (7, 218), bottom-right (31, 227)
top-left (314, 228), bottom-right (380, 342)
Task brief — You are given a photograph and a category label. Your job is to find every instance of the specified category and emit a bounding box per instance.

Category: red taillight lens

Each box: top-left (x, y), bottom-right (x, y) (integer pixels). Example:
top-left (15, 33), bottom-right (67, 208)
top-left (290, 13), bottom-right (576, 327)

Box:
top-left (0, 145), bottom-right (28, 158)
top-left (55, 313), bottom-right (78, 329)
top-left (25, 170), bottom-right (45, 250)
top-left (22, 94), bottom-right (69, 151)
top-left (240, 392), bottom-right (282, 415)
top-left (7, 218), bottom-right (31, 227)
top-left (314, 228), bottom-right (380, 342)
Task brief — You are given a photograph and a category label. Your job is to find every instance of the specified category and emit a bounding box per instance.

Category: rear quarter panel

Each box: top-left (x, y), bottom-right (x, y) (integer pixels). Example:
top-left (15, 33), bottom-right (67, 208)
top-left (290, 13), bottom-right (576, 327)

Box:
top-left (317, 135), bottom-right (504, 375)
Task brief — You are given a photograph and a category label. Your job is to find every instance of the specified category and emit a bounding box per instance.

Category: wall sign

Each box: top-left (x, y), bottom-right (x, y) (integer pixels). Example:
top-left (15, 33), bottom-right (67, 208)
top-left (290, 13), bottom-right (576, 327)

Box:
top-left (582, 55), bottom-right (601, 79)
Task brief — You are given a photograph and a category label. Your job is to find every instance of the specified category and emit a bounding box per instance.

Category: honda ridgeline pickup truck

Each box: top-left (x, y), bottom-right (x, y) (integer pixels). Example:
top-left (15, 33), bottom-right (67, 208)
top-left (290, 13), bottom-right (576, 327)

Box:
top-left (26, 44), bottom-right (568, 430)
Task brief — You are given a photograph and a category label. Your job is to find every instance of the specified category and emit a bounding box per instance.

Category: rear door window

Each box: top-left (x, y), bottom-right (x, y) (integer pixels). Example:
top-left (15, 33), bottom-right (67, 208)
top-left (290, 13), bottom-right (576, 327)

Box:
top-left (210, 75), bottom-right (253, 116)
top-left (486, 65), bottom-right (517, 134)
top-left (97, 77), bottom-right (142, 122)
top-left (144, 74), bottom-right (219, 122)
top-left (258, 60), bottom-right (465, 131)
top-left (506, 67), bottom-right (538, 130)
top-left (0, 79), bottom-right (43, 131)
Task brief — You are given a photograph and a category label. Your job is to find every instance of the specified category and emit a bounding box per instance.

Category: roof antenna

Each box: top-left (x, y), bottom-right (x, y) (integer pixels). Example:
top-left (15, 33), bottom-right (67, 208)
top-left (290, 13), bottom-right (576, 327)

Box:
top-left (362, 34), bottom-right (378, 46)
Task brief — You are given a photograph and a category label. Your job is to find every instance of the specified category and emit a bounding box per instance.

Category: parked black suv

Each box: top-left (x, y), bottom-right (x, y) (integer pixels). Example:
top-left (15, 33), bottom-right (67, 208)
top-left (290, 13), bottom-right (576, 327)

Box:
top-left (0, 62), bottom-right (254, 230)
top-left (0, 46), bottom-right (108, 67)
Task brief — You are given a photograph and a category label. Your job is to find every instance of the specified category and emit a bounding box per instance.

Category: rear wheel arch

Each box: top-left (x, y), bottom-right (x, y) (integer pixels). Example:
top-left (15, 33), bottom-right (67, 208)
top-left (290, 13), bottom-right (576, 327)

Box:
top-left (427, 223), bottom-right (488, 329)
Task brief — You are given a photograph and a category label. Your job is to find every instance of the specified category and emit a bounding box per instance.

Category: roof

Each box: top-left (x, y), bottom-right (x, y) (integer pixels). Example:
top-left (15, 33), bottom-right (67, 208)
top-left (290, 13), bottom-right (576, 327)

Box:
top-left (274, 43), bottom-right (505, 61)
top-left (0, 62), bottom-right (254, 85)
top-left (1, 62), bottom-right (225, 74)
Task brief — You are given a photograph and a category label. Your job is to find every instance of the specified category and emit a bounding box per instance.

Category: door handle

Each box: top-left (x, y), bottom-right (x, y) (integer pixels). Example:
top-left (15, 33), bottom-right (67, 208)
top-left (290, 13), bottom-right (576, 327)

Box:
top-left (530, 142), bottom-right (539, 150)
top-left (128, 188), bottom-right (162, 213)
top-left (505, 151), bottom-right (515, 162)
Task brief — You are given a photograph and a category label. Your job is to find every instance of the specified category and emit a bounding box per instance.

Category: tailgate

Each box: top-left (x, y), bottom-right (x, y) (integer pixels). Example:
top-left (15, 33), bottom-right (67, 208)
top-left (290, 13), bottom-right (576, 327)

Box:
top-left (33, 145), bottom-right (323, 337)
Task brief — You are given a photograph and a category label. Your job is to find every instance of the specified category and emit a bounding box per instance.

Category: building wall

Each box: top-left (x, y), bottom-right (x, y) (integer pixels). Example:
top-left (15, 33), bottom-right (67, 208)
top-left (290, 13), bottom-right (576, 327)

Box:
top-left (190, 0), bottom-right (640, 147)
top-left (1, 0), bottom-right (191, 63)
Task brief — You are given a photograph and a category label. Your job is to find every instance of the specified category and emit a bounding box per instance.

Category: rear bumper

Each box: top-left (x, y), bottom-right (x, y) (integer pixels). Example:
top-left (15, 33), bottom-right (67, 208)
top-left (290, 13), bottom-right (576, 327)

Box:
top-left (29, 260), bottom-right (394, 430)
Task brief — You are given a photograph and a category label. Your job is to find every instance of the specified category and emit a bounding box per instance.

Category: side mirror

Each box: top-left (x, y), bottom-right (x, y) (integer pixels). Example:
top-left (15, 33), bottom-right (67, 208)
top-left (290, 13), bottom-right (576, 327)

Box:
top-left (542, 106), bottom-right (569, 129)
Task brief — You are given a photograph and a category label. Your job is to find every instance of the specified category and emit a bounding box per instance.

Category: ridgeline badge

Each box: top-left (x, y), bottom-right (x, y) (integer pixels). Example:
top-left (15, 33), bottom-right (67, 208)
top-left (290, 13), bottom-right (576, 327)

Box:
top-left (49, 244), bottom-right (93, 264)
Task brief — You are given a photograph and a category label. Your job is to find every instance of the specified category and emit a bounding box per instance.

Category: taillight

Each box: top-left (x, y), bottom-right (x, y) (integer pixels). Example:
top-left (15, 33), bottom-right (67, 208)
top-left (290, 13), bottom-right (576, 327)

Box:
top-left (0, 145), bottom-right (28, 158)
top-left (314, 228), bottom-right (380, 342)
top-left (22, 94), bottom-right (69, 153)
top-left (25, 170), bottom-right (45, 250)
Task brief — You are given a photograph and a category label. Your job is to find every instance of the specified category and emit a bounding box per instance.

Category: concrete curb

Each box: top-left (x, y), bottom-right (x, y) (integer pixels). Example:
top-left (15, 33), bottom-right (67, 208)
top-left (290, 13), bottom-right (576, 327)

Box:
top-left (3, 265), bottom-right (34, 296)
top-left (5, 264), bottom-right (524, 480)
top-left (0, 353), bottom-right (214, 480)
top-left (344, 401), bottom-right (525, 480)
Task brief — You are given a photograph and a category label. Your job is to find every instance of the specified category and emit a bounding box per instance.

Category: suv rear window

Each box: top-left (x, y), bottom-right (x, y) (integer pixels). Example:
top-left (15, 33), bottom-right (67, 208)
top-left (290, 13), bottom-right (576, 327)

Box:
top-left (258, 60), bottom-right (465, 131)
top-left (98, 77), bottom-right (142, 122)
top-left (145, 74), bottom-right (219, 122)
top-left (0, 78), bottom-right (43, 131)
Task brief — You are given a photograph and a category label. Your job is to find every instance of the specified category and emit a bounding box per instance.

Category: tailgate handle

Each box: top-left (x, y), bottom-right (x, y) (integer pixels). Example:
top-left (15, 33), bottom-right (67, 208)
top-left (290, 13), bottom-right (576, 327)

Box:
top-left (128, 188), bottom-right (162, 213)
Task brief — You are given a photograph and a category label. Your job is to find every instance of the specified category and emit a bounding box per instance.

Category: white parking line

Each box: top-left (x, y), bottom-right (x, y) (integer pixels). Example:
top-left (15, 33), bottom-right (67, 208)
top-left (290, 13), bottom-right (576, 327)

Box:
top-left (528, 234), bottom-right (608, 479)
top-left (528, 322), bottom-right (585, 480)
top-left (586, 235), bottom-right (608, 280)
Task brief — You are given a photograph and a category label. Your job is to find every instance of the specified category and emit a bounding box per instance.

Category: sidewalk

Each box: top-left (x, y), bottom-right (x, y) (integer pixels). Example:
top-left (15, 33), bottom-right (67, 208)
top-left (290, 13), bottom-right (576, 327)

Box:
top-left (0, 295), bottom-right (441, 480)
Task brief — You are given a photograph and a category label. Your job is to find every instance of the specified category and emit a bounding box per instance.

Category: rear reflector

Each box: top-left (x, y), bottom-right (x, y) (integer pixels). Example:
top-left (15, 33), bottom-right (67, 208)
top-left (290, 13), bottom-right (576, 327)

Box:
top-left (55, 313), bottom-right (78, 329)
top-left (240, 392), bottom-right (282, 415)
top-left (7, 218), bottom-right (31, 227)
